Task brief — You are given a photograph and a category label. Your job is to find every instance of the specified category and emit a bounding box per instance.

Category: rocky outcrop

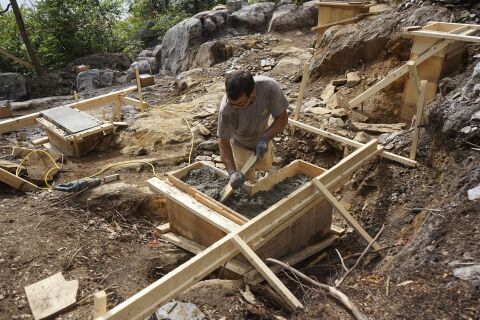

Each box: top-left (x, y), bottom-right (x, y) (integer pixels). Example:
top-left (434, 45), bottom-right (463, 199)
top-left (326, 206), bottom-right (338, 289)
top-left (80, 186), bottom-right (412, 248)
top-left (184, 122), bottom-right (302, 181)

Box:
top-left (230, 2), bottom-right (276, 30)
top-left (268, 2), bottom-right (317, 32)
top-left (129, 2), bottom-right (319, 76)
top-left (311, 5), bottom-right (451, 78)
top-left (192, 40), bottom-right (234, 68)
top-left (0, 73), bottom-right (26, 100)
top-left (77, 69), bottom-right (125, 91)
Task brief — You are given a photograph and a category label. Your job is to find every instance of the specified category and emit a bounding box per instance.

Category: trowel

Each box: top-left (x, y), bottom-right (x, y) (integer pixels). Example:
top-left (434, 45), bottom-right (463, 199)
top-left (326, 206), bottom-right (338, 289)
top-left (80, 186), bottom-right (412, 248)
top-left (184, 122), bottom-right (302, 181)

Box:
top-left (219, 152), bottom-right (257, 203)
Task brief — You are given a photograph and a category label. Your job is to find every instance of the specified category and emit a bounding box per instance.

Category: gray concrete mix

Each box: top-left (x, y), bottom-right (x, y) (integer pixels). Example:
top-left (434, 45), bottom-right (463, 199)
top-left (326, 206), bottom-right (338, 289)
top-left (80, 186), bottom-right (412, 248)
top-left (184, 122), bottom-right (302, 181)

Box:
top-left (181, 166), bottom-right (309, 218)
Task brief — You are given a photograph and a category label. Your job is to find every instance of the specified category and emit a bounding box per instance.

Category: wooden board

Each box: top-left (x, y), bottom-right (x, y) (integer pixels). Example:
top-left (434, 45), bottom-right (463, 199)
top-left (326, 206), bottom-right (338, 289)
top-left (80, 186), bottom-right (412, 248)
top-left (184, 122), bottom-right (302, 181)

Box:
top-left (24, 273), bottom-right (78, 320)
top-left (220, 153), bottom-right (256, 203)
top-left (0, 167), bottom-right (39, 191)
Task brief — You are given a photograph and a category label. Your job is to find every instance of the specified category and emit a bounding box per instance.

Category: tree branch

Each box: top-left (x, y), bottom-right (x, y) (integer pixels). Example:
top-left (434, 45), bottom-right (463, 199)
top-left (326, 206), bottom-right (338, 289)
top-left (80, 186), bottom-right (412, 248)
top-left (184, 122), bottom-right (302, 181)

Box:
top-left (267, 258), bottom-right (368, 320)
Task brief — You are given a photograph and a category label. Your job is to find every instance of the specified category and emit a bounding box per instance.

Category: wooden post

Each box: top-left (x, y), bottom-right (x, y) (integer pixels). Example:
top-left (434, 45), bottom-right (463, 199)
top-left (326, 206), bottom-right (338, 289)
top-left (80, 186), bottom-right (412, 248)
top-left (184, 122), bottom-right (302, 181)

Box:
top-left (290, 61), bottom-right (311, 135)
top-left (135, 66), bottom-right (143, 104)
top-left (311, 179), bottom-right (382, 251)
top-left (93, 291), bottom-right (107, 319)
top-left (409, 80), bottom-right (428, 160)
top-left (231, 235), bottom-right (303, 310)
top-left (9, 0), bottom-right (44, 76)
top-left (73, 91), bottom-right (79, 102)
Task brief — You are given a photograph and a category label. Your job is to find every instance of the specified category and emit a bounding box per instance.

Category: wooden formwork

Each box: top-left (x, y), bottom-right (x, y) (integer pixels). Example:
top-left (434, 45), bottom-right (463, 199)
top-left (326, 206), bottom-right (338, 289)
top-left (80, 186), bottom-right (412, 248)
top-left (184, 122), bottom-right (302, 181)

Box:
top-left (164, 160), bottom-right (335, 271)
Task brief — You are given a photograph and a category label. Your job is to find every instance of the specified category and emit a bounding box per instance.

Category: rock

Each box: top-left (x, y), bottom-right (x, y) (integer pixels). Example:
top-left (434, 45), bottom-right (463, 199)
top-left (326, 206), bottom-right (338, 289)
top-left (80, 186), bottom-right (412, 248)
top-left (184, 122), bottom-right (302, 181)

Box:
top-left (202, 17), bottom-right (217, 33)
top-left (332, 78), bottom-right (347, 87)
top-left (76, 69), bottom-right (117, 91)
top-left (352, 122), bottom-right (406, 133)
top-left (215, 163), bottom-right (226, 170)
top-left (138, 49), bottom-right (153, 57)
top-left (161, 17), bottom-right (203, 74)
top-left (136, 56), bottom-right (158, 73)
top-left (140, 21), bottom-right (162, 47)
top-left (328, 117), bottom-right (344, 127)
top-left (0, 73), bottom-right (26, 100)
top-left (470, 110), bottom-right (480, 121)
top-left (151, 301), bottom-right (205, 320)
top-left (270, 44), bottom-right (304, 57)
top-left (192, 40), bottom-right (234, 68)
top-left (320, 84), bottom-right (336, 102)
top-left (467, 185), bottom-right (480, 201)
top-left (213, 155), bottom-right (222, 163)
top-left (271, 57), bottom-right (301, 76)
top-left (152, 45), bottom-right (162, 61)
top-left (353, 131), bottom-right (371, 143)
top-left (303, 98), bottom-right (322, 110)
top-left (195, 155), bottom-right (212, 162)
top-left (346, 71), bottom-right (361, 87)
top-left (460, 126), bottom-right (472, 134)
top-left (268, 2), bottom-right (318, 32)
top-left (226, 0), bottom-right (242, 12)
top-left (309, 107), bottom-right (346, 118)
top-left (126, 60), bottom-right (152, 81)
top-left (196, 124), bottom-right (211, 136)
top-left (175, 68), bottom-right (202, 93)
top-left (198, 140), bottom-right (219, 151)
top-left (453, 265), bottom-right (480, 283)
top-left (230, 2), bottom-right (276, 30)
top-left (134, 148), bottom-right (148, 156)
top-left (326, 92), bottom-right (340, 109)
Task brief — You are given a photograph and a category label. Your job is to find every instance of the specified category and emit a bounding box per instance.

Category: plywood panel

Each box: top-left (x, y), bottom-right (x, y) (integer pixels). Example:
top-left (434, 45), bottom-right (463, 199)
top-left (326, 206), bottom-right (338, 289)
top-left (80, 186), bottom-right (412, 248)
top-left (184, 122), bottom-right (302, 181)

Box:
top-left (167, 202), bottom-right (199, 243)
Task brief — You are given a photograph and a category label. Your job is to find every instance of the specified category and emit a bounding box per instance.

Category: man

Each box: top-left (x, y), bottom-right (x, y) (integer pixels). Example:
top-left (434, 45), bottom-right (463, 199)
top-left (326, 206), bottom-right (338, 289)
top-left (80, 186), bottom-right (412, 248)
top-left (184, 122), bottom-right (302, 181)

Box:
top-left (217, 70), bottom-right (289, 190)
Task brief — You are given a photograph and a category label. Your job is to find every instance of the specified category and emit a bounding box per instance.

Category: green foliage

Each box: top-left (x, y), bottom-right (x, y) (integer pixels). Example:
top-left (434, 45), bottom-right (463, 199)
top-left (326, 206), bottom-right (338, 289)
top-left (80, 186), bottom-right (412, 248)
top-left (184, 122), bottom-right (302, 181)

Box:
top-left (0, 0), bottom-right (228, 73)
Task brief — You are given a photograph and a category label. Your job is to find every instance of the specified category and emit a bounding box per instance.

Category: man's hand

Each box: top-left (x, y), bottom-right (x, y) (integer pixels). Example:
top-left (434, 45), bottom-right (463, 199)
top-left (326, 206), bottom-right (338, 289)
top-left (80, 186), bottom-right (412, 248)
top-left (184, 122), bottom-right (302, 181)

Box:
top-left (255, 135), bottom-right (269, 159)
top-left (229, 170), bottom-right (245, 189)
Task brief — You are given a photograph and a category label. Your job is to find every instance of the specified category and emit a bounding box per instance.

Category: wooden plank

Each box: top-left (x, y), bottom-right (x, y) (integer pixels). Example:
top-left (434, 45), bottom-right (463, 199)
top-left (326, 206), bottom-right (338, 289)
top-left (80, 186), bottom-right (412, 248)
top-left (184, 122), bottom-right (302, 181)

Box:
top-left (407, 61), bottom-right (421, 95)
top-left (288, 119), bottom-right (417, 167)
top-left (0, 47), bottom-right (34, 70)
top-left (311, 179), bottom-right (381, 250)
top-left (311, 12), bottom-right (372, 31)
top-left (410, 80), bottom-right (428, 160)
top-left (246, 232), bottom-right (339, 285)
top-left (161, 232), bottom-right (252, 277)
top-left (291, 61), bottom-right (312, 135)
top-left (0, 167), bottom-right (39, 191)
top-left (64, 86), bottom-right (137, 111)
top-left (231, 235), bottom-right (303, 310)
top-left (352, 122), bottom-right (406, 133)
top-left (94, 291), bottom-right (107, 319)
top-left (99, 144), bottom-right (382, 320)
top-left (32, 136), bottom-right (49, 146)
top-left (120, 96), bottom-right (148, 110)
top-left (149, 179), bottom-right (239, 233)
top-left (0, 112), bottom-right (39, 134)
top-left (405, 30), bottom-right (480, 43)
top-left (220, 153), bottom-right (256, 203)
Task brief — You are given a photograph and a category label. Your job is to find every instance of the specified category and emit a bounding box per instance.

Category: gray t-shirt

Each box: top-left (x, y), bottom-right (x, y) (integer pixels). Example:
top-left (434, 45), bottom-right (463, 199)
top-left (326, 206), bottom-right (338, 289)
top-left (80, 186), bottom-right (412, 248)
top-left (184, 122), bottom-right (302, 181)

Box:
top-left (217, 75), bottom-right (288, 150)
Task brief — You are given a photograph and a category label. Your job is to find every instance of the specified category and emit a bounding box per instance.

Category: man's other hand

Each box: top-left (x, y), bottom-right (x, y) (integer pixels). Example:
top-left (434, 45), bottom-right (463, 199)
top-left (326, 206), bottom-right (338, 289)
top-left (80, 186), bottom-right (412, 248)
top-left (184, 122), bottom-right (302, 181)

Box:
top-left (229, 170), bottom-right (245, 189)
top-left (255, 136), bottom-right (268, 159)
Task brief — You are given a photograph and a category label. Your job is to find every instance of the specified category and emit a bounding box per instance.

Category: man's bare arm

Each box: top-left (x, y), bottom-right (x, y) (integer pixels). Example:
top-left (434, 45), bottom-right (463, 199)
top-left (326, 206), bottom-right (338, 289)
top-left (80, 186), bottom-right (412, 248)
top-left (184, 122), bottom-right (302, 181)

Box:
top-left (219, 138), bottom-right (236, 174)
top-left (263, 110), bottom-right (288, 140)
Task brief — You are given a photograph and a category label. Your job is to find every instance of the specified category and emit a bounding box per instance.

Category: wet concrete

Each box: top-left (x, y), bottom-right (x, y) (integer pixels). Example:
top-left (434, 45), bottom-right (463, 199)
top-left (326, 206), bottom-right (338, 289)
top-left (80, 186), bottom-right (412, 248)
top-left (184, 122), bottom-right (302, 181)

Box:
top-left (182, 166), bottom-right (309, 219)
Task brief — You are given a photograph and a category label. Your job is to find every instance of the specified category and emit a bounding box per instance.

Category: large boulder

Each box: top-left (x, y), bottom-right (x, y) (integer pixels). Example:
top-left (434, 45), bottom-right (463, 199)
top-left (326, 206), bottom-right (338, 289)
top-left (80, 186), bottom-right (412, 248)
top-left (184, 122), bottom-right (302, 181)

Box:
top-left (230, 2), bottom-right (276, 30)
top-left (126, 60), bottom-right (154, 81)
top-left (268, 2), bottom-right (318, 32)
top-left (0, 73), bottom-right (26, 100)
top-left (192, 40), bottom-right (234, 68)
top-left (160, 17), bottom-right (203, 74)
top-left (76, 69), bottom-right (122, 91)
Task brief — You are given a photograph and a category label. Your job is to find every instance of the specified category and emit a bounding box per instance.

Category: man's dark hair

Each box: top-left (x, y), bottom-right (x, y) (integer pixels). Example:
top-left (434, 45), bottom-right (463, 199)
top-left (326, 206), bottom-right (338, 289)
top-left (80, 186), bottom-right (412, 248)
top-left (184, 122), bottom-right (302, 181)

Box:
top-left (225, 70), bottom-right (255, 100)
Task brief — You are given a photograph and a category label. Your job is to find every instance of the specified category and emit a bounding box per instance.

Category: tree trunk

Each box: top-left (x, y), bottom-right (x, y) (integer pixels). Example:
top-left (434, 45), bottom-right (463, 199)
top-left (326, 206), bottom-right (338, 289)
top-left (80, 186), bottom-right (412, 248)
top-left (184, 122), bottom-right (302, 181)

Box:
top-left (10, 0), bottom-right (44, 76)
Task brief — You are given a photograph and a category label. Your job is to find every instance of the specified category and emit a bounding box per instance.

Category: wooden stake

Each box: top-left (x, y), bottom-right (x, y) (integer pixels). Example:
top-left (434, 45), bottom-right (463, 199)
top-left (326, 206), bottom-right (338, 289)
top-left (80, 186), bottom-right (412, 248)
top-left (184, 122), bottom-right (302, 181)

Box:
top-left (291, 61), bottom-right (312, 135)
top-left (407, 61), bottom-right (421, 97)
top-left (231, 235), bottom-right (303, 310)
top-left (74, 91), bottom-right (79, 102)
top-left (220, 153), bottom-right (257, 203)
top-left (93, 291), bottom-right (107, 319)
top-left (311, 179), bottom-right (382, 251)
top-left (135, 66), bottom-right (143, 104)
top-left (409, 80), bottom-right (428, 160)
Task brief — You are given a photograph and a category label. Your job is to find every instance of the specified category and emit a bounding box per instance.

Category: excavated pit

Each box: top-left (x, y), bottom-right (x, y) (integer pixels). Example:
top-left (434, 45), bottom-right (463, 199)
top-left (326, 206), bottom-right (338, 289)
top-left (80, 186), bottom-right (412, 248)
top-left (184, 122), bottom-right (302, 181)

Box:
top-left (181, 166), bottom-right (309, 218)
